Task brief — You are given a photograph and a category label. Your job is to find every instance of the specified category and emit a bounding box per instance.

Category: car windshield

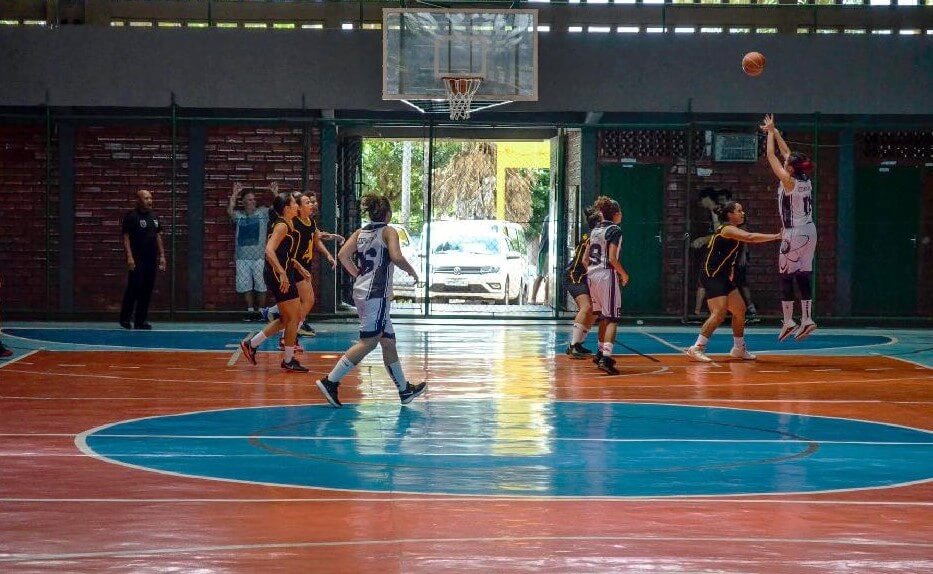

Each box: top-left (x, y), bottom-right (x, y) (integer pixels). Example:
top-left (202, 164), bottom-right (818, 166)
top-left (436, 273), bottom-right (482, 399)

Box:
top-left (432, 232), bottom-right (501, 255)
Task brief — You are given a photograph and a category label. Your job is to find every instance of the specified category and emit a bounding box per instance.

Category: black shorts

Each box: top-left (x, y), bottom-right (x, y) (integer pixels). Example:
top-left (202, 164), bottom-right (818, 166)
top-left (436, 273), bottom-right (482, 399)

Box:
top-left (565, 280), bottom-right (589, 300)
top-left (732, 266), bottom-right (748, 288)
top-left (264, 264), bottom-right (300, 304)
top-left (701, 274), bottom-right (737, 300)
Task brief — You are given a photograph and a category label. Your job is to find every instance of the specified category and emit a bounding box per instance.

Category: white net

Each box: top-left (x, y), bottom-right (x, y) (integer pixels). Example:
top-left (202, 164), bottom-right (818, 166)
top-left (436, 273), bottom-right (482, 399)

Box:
top-left (442, 76), bottom-right (483, 120)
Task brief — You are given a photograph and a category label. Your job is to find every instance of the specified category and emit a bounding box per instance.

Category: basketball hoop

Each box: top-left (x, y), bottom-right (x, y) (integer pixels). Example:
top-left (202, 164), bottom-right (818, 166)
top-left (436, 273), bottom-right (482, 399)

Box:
top-left (442, 75), bottom-right (483, 120)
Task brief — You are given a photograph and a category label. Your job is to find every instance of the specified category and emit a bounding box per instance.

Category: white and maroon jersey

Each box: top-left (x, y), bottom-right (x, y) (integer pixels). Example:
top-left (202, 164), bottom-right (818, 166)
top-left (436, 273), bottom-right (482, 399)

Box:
top-left (777, 178), bottom-right (814, 229)
top-left (352, 223), bottom-right (395, 301)
top-left (586, 221), bottom-right (623, 276)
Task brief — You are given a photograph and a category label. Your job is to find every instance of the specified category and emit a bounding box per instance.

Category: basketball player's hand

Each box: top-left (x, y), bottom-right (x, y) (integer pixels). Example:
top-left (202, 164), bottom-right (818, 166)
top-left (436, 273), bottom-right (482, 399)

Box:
top-left (231, 182), bottom-right (243, 200)
top-left (277, 271), bottom-right (290, 293)
top-left (127, 257), bottom-right (136, 272)
top-left (760, 114), bottom-right (774, 133)
top-left (619, 270), bottom-right (630, 287)
top-left (158, 256), bottom-right (167, 272)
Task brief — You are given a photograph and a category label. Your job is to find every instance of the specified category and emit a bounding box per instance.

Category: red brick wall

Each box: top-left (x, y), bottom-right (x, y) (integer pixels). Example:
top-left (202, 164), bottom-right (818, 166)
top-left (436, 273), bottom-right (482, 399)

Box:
top-left (73, 126), bottom-right (188, 312)
top-left (201, 126), bottom-right (321, 311)
top-left (0, 125), bottom-right (57, 310)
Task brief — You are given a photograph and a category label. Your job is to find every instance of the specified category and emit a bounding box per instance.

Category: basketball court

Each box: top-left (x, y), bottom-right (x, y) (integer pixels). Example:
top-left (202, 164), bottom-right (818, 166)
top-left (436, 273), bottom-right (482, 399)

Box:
top-left (0, 322), bottom-right (930, 571)
top-left (1, 3), bottom-right (931, 572)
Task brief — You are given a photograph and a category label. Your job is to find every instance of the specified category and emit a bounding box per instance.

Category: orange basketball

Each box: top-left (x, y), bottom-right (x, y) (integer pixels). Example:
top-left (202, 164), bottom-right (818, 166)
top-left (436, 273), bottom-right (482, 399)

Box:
top-left (742, 52), bottom-right (766, 77)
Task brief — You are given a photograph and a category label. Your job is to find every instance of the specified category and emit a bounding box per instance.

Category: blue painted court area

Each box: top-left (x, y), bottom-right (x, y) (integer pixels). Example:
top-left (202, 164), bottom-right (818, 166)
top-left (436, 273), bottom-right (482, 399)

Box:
top-left (79, 402), bottom-right (933, 497)
top-left (1, 325), bottom-right (896, 356)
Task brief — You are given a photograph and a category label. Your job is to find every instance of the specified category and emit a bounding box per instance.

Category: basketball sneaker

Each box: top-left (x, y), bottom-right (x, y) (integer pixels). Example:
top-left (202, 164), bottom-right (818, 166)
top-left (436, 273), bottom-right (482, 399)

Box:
top-left (794, 321), bottom-right (818, 342)
top-left (281, 358), bottom-right (309, 372)
top-left (0, 342), bottom-right (12, 359)
top-left (593, 350), bottom-right (603, 365)
top-left (239, 339), bottom-right (257, 366)
top-left (565, 343), bottom-right (590, 360)
top-left (729, 346), bottom-right (757, 360)
top-left (596, 356), bottom-right (619, 376)
top-left (685, 345), bottom-right (713, 363)
top-left (316, 378), bottom-right (342, 408)
top-left (399, 381), bottom-right (427, 405)
top-left (778, 321), bottom-right (798, 342)
top-left (298, 321), bottom-right (316, 337)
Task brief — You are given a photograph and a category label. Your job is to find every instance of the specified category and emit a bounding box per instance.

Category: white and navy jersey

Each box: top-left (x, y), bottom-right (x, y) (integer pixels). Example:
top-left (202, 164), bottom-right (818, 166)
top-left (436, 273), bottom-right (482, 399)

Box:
top-left (778, 178), bottom-right (814, 229)
top-left (352, 222), bottom-right (394, 301)
top-left (586, 221), bottom-right (623, 276)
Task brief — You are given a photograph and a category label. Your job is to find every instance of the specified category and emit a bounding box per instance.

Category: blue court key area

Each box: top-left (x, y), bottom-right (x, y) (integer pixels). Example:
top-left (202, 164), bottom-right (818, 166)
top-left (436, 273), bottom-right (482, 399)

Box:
top-left (80, 402), bottom-right (933, 497)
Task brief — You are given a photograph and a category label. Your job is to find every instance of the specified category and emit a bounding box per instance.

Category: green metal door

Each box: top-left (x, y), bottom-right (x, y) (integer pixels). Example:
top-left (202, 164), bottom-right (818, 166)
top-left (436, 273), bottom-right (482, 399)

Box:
top-left (853, 166), bottom-right (921, 316)
top-left (598, 164), bottom-right (664, 314)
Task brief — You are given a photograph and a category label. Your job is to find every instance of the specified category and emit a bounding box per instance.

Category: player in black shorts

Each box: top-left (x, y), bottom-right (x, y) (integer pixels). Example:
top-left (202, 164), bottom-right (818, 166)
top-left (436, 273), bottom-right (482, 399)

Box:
top-left (239, 192), bottom-right (307, 372)
top-left (685, 201), bottom-right (781, 363)
top-left (564, 206), bottom-right (601, 359)
top-left (285, 192), bottom-right (337, 347)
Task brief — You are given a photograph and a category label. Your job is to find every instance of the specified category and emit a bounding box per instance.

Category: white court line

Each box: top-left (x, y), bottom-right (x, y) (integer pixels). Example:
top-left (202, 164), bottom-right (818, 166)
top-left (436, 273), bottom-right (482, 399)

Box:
top-left (866, 367), bottom-right (895, 371)
top-left (224, 344), bottom-right (239, 348)
top-left (2, 368), bottom-right (930, 391)
top-left (2, 534), bottom-right (931, 563)
top-left (759, 370), bottom-right (790, 373)
top-left (0, 497), bottom-right (930, 506)
top-left (814, 368), bottom-right (842, 372)
top-left (22, 434), bottom-right (933, 445)
top-left (56, 364), bottom-right (86, 367)
top-left (0, 393), bottom-right (933, 408)
top-left (638, 330), bottom-right (726, 368)
top-left (0, 349), bottom-right (40, 369)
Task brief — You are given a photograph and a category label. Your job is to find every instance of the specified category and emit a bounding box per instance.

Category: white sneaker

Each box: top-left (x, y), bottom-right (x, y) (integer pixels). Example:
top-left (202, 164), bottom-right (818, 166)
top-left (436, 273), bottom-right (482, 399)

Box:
top-left (729, 346), bottom-right (757, 360)
top-left (685, 345), bottom-right (713, 363)
top-left (778, 321), bottom-right (798, 342)
top-left (795, 321), bottom-right (818, 342)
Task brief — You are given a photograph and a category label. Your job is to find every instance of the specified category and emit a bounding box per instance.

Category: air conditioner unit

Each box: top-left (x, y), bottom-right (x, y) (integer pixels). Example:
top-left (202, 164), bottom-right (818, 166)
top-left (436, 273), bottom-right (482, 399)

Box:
top-left (714, 132), bottom-right (759, 162)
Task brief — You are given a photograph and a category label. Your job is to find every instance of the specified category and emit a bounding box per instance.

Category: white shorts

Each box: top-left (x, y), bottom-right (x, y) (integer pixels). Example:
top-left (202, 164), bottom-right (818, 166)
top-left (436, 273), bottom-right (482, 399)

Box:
top-left (586, 271), bottom-right (622, 322)
top-left (779, 223), bottom-right (817, 275)
top-left (354, 296), bottom-right (395, 339)
top-left (235, 259), bottom-right (266, 293)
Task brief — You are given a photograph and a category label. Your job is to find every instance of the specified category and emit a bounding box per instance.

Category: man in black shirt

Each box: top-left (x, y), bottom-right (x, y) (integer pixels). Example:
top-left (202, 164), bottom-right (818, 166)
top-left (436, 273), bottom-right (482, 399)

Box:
top-left (119, 189), bottom-right (166, 329)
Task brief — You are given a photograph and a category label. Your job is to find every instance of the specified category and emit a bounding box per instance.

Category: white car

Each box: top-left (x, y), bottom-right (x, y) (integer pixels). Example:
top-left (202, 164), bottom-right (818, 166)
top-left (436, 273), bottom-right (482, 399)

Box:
top-left (418, 220), bottom-right (532, 304)
top-left (390, 224), bottom-right (421, 301)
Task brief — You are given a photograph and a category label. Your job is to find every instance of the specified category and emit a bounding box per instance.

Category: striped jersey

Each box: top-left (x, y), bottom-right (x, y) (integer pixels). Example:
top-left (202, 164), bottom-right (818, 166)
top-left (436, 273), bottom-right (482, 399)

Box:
top-left (267, 218), bottom-right (298, 269)
top-left (293, 216), bottom-right (317, 270)
top-left (778, 178), bottom-right (813, 229)
top-left (703, 224), bottom-right (741, 279)
top-left (586, 221), bottom-right (623, 276)
top-left (564, 232), bottom-right (590, 285)
top-left (353, 222), bottom-right (394, 301)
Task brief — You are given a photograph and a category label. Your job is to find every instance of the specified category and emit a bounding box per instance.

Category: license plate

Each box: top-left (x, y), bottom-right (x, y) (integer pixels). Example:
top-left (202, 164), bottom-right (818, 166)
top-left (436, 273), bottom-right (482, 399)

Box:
top-left (446, 278), bottom-right (467, 287)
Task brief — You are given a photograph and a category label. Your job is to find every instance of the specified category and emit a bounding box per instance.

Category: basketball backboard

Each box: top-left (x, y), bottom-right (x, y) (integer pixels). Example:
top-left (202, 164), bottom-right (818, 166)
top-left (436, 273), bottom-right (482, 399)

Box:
top-left (383, 9), bottom-right (538, 115)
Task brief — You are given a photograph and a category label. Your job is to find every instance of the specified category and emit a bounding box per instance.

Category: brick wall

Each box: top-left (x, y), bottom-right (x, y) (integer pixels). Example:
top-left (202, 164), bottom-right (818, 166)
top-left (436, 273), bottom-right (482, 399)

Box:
top-left (201, 126), bottom-right (321, 311)
top-left (0, 125), bottom-right (57, 310)
top-left (73, 126), bottom-right (188, 312)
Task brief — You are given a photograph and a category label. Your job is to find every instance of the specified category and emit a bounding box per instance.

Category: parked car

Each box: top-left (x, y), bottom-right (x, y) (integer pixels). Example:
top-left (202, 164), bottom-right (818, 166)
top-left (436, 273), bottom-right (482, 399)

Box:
top-left (418, 220), bottom-right (533, 304)
top-left (390, 224), bottom-right (421, 301)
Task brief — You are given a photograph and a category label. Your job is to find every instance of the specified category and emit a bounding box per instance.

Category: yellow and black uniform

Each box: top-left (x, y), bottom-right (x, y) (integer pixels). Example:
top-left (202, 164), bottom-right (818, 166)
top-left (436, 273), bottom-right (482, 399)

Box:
top-left (263, 217), bottom-right (300, 303)
top-left (701, 224), bottom-right (741, 300)
top-left (563, 232), bottom-right (591, 300)
top-left (293, 216), bottom-right (318, 277)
